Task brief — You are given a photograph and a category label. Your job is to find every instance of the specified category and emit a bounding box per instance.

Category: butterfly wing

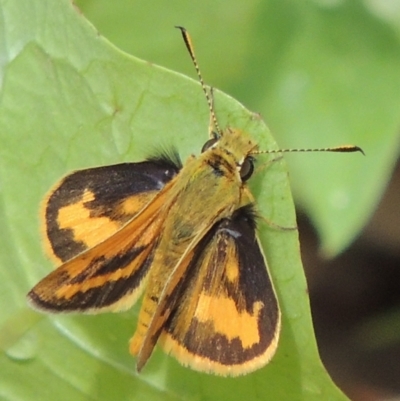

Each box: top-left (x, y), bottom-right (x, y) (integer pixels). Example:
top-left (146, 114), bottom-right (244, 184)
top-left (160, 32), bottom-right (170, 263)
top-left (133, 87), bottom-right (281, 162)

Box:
top-left (43, 155), bottom-right (181, 263)
top-left (29, 156), bottom-right (181, 313)
top-left (28, 181), bottom-right (175, 313)
top-left (158, 204), bottom-right (281, 376)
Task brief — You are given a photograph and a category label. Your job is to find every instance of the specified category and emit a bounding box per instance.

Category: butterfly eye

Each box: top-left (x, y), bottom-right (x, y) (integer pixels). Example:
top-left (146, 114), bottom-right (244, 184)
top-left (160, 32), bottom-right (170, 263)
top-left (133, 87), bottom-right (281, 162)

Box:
top-left (240, 157), bottom-right (254, 181)
top-left (201, 137), bottom-right (219, 153)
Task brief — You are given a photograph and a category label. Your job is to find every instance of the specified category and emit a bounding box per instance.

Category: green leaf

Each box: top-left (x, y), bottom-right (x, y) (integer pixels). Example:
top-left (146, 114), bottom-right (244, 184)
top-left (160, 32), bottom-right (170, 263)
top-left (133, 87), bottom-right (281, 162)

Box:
top-left (0, 1), bottom-right (348, 400)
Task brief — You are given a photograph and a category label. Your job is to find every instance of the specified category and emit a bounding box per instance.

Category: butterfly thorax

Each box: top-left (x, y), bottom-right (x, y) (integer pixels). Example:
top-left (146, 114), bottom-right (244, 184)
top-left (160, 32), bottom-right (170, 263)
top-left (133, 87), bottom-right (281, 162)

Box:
top-left (163, 128), bottom-right (258, 245)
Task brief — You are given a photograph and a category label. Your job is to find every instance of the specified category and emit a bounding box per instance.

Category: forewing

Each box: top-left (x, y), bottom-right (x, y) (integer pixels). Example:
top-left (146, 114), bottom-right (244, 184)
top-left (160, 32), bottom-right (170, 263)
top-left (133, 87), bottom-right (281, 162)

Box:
top-left (159, 204), bottom-right (281, 376)
top-left (44, 157), bottom-right (181, 263)
top-left (28, 179), bottom-right (175, 313)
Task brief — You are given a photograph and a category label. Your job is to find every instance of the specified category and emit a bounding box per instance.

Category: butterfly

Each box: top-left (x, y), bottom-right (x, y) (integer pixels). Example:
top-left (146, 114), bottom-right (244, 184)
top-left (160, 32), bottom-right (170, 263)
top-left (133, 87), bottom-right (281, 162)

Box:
top-left (27, 26), bottom-right (362, 376)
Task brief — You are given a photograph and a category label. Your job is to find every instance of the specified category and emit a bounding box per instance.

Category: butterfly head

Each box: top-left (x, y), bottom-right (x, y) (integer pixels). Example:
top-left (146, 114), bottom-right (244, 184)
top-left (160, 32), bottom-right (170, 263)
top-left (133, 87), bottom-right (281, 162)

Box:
top-left (201, 128), bottom-right (258, 182)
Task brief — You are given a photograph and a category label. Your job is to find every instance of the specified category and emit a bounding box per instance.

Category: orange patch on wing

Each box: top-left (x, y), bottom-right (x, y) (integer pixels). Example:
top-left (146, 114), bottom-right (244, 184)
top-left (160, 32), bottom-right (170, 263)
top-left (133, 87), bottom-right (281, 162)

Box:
top-left (225, 260), bottom-right (239, 283)
top-left (195, 293), bottom-right (262, 348)
top-left (120, 191), bottom-right (158, 216)
top-left (57, 190), bottom-right (120, 247)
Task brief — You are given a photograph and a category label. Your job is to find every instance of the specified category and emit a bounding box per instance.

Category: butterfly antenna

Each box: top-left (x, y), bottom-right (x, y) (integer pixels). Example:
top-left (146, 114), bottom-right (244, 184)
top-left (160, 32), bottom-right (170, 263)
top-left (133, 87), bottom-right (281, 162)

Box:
top-left (176, 26), bottom-right (222, 136)
top-left (253, 145), bottom-right (365, 155)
